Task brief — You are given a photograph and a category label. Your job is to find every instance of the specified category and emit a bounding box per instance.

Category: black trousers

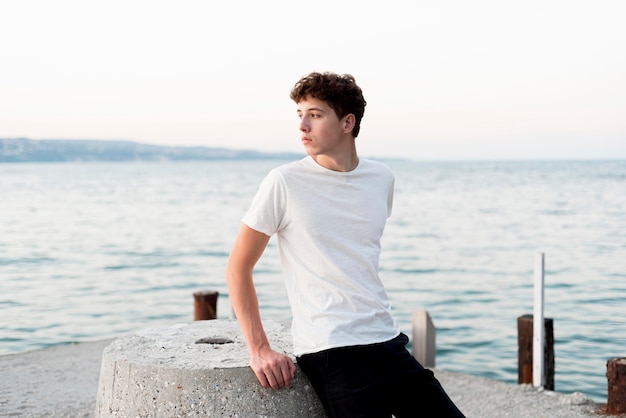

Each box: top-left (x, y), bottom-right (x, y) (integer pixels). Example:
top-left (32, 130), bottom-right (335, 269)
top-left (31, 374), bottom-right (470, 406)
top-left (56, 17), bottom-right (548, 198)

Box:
top-left (297, 333), bottom-right (465, 418)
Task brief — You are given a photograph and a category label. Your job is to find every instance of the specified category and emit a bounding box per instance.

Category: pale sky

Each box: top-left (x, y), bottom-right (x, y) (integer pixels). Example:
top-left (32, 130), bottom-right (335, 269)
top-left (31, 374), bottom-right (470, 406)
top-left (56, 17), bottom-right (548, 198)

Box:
top-left (1, 0), bottom-right (625, 160)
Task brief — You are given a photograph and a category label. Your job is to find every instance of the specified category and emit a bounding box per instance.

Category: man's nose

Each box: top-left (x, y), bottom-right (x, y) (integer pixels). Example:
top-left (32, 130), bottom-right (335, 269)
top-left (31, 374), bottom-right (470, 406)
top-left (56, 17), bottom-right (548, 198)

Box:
top-left (299, 118), bottom-right (310, 132)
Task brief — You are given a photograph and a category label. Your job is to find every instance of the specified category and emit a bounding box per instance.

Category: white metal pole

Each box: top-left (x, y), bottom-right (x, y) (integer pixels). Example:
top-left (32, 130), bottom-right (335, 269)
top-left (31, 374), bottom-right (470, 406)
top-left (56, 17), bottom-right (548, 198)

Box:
top-left (533, 251), bottom-right (546, 388)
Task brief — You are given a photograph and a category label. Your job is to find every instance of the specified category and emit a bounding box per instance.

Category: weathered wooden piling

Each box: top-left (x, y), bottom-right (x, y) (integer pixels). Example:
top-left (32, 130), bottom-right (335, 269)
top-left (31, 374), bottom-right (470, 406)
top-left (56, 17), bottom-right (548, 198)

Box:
top-left (517, 314), bottom-right (554, 390)
top-left (193, 290), bottom-right (218, 320)
top-left (606, 357), bottom-right (626, 414)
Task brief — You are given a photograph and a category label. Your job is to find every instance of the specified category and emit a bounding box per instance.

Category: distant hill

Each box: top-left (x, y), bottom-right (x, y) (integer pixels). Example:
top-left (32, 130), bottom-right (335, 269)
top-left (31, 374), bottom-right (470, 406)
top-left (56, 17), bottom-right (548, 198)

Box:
top-left (0, 138), bottom-right (303, 162)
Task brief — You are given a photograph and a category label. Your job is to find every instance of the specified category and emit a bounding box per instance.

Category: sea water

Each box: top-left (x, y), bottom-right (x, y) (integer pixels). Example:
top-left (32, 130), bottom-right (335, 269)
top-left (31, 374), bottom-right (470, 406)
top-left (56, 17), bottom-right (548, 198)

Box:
top-left (1, 159), bottom-right (625, 403)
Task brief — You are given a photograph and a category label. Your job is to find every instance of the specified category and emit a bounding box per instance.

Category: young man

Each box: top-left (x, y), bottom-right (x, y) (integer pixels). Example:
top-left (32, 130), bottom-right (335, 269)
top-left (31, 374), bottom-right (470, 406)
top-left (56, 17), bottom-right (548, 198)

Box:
top-left (226, 72), bottom-right (465, 417)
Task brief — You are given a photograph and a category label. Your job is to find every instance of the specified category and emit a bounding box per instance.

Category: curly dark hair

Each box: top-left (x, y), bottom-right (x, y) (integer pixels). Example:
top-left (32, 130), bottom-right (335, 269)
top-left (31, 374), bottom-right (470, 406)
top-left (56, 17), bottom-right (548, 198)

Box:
top-left (289, 72), bottom-right (367, 137)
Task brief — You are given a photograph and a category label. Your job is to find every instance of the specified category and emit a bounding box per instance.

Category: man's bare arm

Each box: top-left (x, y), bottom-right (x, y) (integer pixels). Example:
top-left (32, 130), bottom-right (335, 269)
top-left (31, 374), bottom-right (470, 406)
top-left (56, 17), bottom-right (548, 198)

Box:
top-left (226, 224), bottom-right (297, 389)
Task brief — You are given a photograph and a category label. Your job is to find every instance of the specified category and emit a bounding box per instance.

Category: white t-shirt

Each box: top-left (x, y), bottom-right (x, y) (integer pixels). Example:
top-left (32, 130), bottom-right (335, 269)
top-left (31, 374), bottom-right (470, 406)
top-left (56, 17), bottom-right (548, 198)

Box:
top-left (242, 156), bottom-right (400, 356)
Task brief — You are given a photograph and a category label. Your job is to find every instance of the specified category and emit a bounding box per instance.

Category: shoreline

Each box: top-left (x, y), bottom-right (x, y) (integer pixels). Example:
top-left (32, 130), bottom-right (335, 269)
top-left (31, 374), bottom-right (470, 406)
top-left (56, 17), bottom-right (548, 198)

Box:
top-left (0, 337), bottom-right (614, 418)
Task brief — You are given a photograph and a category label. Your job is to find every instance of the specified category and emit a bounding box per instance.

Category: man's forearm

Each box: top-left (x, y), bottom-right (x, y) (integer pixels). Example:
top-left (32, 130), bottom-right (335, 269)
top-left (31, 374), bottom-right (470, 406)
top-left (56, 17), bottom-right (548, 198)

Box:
top-left (226, 270), bottom-right (270, 354)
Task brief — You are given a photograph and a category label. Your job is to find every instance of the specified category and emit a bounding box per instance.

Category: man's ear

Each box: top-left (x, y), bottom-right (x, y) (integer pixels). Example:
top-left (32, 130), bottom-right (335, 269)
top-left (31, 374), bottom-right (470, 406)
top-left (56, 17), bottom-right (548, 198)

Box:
top-left (342, 114), bottom-right (356, 134)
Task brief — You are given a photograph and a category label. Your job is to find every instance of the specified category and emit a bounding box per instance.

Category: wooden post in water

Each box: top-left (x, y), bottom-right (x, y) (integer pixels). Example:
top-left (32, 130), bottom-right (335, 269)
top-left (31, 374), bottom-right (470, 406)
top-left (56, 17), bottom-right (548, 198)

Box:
top-left (412, 309), bottom-right (436, 368)
top-left (606, 357), bottom-right (626, 414)
top-left (517, 314), bottom-right (555, 390)
top-left (193, 291), bottom-right (219, 320)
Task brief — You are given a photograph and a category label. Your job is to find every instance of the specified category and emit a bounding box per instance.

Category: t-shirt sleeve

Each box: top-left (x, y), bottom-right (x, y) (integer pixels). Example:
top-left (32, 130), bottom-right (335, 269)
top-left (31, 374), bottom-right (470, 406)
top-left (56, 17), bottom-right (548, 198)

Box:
top-left (242, 169), bottom-right (288, 236)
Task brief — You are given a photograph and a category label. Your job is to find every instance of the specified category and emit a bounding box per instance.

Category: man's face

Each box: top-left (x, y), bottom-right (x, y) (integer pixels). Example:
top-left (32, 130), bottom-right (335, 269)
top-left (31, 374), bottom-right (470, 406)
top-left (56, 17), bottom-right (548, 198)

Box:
top-left (296, 96), bottom-right (350, 157)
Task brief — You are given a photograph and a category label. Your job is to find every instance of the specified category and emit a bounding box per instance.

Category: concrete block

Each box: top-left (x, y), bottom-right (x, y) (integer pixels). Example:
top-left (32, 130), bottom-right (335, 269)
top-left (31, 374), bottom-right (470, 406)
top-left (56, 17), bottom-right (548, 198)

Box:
top-left (95, 319), bottom-right (326, 417)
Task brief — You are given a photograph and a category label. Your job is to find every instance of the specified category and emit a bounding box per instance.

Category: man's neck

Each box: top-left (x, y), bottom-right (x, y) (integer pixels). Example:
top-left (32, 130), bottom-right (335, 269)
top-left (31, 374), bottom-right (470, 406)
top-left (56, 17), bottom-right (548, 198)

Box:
top-left (311, 151), bottom-right (359, 172)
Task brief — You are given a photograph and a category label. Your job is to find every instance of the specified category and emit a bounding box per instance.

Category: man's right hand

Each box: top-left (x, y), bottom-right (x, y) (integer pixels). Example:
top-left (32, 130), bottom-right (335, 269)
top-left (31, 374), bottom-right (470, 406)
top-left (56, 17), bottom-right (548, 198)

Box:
top-left (249, 347), bottom-right (297, 389)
